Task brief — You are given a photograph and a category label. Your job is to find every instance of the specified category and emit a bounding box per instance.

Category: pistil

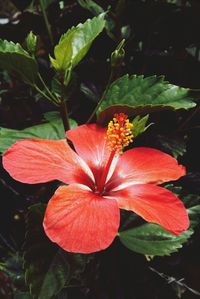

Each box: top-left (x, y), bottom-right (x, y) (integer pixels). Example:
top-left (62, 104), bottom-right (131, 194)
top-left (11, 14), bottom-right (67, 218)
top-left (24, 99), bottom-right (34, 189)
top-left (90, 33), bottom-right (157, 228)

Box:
top-left (98, 150), bottom-right (116, 194)
top-left (97, 113), bottom-right (134, 194)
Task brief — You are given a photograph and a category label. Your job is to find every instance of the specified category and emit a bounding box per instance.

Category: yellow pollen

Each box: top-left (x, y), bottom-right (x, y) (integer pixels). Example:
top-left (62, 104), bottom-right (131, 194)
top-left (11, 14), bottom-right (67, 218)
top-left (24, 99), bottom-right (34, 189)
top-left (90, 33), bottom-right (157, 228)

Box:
top-left (106, 113), bottom-right (133, 153)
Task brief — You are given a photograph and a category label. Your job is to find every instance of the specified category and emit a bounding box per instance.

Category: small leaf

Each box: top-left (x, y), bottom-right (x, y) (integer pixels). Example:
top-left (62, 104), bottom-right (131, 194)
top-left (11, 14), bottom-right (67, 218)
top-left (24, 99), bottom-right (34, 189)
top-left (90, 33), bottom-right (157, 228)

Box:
top-left (97, 75), bottom-right (196, 123)
top-left (50, 13), bottom-right (105, 72)
top-left (0, 117), bottom-right (77, 154)
top-left (119, 223), bottom-right (193, 256)
top-left (23, 204), bottom-right (70, 299)
top-left (80, 82), bottom-right (100, 102)
top-left (78, 0), bottom-right (104, 16)
top-left (132, 115), bottom-right (152, 138)
top-left (0, 39), bottom-right (38, 84)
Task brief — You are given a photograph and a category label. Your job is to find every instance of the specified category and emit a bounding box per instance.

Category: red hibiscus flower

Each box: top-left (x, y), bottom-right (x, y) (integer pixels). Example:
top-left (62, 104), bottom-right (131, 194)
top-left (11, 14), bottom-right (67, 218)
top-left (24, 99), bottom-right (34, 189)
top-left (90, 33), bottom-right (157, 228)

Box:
top-left (2, 113), bottom-right (189, 253)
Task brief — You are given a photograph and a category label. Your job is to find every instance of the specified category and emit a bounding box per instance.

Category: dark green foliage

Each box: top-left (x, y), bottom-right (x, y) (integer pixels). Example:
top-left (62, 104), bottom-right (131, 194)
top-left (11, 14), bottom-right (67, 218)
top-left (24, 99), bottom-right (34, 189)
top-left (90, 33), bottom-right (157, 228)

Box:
top-left (0, 117), bottom-right (77, 154)
top-left (98, 75), bottom-right (196, 123)
top-left (119, 223), bottom-right (193, 256)
top-left (23, 204), bottom-right (70, 299)
top-left (0, 39), bottom-right (38, 84)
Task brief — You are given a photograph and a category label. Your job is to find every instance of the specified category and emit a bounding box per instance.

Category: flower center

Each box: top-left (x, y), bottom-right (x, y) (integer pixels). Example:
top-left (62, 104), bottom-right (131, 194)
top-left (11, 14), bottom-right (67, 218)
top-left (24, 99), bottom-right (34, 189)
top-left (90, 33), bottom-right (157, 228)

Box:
top-left (107, 113), bottom-right (133, 153)
top-left (97, 113), bottom-right (133, 195)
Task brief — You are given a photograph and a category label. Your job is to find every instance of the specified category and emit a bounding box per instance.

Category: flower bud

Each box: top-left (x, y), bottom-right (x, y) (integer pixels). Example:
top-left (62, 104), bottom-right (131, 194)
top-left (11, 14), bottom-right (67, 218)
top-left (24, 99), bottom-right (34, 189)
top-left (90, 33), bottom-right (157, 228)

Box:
top-left (111, 39), bottom-right (125, 67)
top-left (26, 31), bottom-right (38, 54)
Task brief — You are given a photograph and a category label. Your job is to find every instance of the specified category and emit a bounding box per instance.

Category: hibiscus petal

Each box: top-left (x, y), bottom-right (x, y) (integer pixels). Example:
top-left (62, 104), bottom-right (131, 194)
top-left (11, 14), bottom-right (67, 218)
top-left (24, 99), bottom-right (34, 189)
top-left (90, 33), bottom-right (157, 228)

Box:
top-left (43, 184), bottom-right (120, 253)
top-left (109, 184), bottom-right (189, 234)
top-left (107, 147), bottom-right (185, 190)
top-left (66, 124), bottom-right (117, 181)
top-left (3, 139), bottom-right (94, 186)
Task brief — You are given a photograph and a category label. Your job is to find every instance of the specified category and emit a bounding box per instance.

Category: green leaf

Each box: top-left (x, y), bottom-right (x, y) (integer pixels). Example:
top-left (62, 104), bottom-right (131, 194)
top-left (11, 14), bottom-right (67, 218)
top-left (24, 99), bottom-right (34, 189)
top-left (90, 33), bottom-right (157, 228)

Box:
top-left (0, 39), bottom-right (38, 84)
top-left (43, 111), bottom-right (62, 121)
top-left (164, 184), bottom-right (182, 196)
top-left (0, 116), bottom-right (77, 154)
top-left (50, 13), bottom-right (105, 72)
top-left (0, 254), bottom-right (24, 287)
top-left (156, 134), bottom-right (187, 159)
top-left (119, 223), bottom-right (193, 256)
top-left (132, 114), bottom-right (152, 138)
top-left (39, 252), bottom-right (69, 299)
top-left (97, 75), bottom-right (196, 124)
top-left (183, 193), bottom-right (200, 206)
top-left (188, 205), bottom-right (200, 228)
top-left (77, 0), bottom-right (104, 16)
top-left (23, 204), bottom-right (70, 299)
top-left (186, 46), bottom-right (200, 61)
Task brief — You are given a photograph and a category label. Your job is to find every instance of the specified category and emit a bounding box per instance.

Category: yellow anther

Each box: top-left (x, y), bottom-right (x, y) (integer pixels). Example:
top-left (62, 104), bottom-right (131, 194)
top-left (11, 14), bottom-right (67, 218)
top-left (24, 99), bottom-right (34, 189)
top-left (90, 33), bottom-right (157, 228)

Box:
top-left (106, 113), bottom-right (134, 153)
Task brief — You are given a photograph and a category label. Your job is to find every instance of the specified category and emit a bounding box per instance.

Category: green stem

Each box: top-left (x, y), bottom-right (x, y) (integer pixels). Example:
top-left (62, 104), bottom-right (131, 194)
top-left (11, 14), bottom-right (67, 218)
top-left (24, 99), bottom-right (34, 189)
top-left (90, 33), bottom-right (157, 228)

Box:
top-left (60, 100), bottom-right (70, 131)
top-left (34, 84), bottom-right (58, 105)
top-left (39, 0), bottom-right (54, 45)
top-left (86, 71), bottom-right (115, 124)
top-left (86, 39), bottom-right (125, 124)
top-left (60, 79), bottom-right (71, 131)
top-left (38, 73), bottom-right (59, 104)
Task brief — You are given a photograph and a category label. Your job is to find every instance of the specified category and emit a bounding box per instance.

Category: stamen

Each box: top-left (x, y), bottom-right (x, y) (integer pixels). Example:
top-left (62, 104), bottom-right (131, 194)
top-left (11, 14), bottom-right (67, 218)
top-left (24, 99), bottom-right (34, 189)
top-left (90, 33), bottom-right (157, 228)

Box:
top-left (97, 113), bottom-right (133, 194)
top-left (106, 113), bottom-right (133, 153)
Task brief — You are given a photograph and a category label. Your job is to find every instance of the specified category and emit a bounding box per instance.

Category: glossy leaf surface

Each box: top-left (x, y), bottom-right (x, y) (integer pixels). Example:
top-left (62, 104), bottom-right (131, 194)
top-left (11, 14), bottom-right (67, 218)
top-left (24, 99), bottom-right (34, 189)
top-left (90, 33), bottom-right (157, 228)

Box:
top-left (119, 223), bottom-right (192, 256)
top-left (98, 75), bottom-right (196, 123)
top-left (0, 117), bottom-right (77, 154)
top-left (0, 39), bottom-right (38, 84)
top-left (50, 14), bottom-right (105, 71)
